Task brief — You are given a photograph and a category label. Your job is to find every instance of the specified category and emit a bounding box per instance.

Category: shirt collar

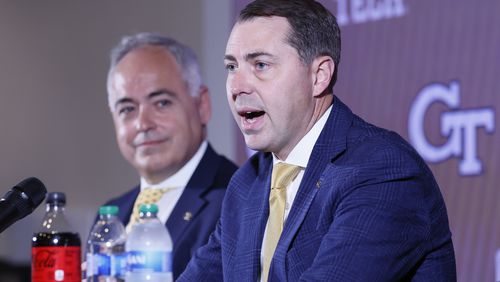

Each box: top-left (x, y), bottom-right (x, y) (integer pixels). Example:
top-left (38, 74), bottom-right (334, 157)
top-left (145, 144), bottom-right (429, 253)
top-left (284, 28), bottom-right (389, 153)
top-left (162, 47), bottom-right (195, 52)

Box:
top-left (273, 105), bottom-right (332, 168)
top-left (140, 140), bottom-right (208, 190)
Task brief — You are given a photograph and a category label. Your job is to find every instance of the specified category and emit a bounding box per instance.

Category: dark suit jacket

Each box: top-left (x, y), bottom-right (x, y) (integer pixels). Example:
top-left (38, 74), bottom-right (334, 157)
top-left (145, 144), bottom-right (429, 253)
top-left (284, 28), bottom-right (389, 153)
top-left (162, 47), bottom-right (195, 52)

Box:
top-left (104, 144), bottom-right (237, 280)
top-left (179, 97), bottom-right (456, 281)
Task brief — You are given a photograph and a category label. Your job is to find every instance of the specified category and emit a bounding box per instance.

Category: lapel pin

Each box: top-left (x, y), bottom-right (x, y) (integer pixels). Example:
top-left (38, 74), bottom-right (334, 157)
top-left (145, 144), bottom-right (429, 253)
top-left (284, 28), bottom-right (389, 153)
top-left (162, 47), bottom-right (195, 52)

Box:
top-left (183, 211), bottom-right (193, 221)
top-left (316, 180), bottom-right (321, 188)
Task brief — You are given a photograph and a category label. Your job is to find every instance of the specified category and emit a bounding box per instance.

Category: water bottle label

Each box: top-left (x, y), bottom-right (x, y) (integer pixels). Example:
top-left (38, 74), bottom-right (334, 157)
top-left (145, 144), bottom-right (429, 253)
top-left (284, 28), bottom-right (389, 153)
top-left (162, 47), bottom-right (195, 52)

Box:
top-left (127, 250), bottom-right (172, 272)
top-left (87, 252), bottom-right (127, 278)
top-left (87, 253), bottom-right (111, 275)
top-left (111, 252), bottom-right (127, 278)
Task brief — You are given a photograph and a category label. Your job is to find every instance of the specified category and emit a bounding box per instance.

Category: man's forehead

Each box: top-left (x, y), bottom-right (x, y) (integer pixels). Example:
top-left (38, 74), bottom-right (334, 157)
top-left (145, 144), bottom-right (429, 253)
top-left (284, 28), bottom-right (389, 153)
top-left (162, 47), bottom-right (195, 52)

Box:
top-left (110, 71), bottom-right (160, 96)
top-left (237, 15), bottom-right (290, 28)
top-left (226, 16), bottom-right (292, 56)
top-left (114, 46), bottom-right (181, 78)
top-left (231, 16), bottom-right (290, 38)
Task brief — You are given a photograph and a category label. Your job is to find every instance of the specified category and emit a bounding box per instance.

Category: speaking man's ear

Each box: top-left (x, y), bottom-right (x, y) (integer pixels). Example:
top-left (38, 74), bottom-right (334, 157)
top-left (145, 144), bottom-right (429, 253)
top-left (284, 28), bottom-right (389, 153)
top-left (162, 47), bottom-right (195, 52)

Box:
top-left (311, 56), bottom-right (335, 97)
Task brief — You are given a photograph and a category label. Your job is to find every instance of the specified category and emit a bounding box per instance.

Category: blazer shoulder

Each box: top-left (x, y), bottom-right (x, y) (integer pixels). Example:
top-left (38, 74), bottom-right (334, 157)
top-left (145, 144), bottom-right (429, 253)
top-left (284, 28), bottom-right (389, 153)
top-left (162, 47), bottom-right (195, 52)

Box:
top-left (232, 151), bottom-right (271, 182)
top-left (104, 186), bottom-right (139, 207)
top-left (212, 155), bottom-right (238, 187)
top-left (196, 144), bottom-right (238, 190)
top-left (318, 98), bottom-right (434, 188)
top-left (224, 152), bottom-right (271, 202)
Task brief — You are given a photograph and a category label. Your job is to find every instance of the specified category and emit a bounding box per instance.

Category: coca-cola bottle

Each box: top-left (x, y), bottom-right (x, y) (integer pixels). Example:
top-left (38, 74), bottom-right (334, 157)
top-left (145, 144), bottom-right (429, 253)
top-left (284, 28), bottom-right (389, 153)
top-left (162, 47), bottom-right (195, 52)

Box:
top-left (32, 192), bottom-right (81, 282)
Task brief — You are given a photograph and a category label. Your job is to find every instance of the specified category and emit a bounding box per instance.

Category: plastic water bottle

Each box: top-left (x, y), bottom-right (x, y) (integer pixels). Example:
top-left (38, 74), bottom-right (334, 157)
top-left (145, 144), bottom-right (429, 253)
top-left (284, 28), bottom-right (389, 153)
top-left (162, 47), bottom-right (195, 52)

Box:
top-left (87, 205), bottom-right (127, 282)
top-left (125, 204), bottom-right (173, 282)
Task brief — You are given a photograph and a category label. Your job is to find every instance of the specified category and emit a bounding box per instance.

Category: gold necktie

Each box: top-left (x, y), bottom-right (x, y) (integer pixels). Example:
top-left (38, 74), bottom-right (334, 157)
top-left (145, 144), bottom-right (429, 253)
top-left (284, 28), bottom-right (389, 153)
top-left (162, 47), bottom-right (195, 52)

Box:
top-left (262, 163), bottom-right (301, 281)
top-left (126, 187), bottom-right (171, 233)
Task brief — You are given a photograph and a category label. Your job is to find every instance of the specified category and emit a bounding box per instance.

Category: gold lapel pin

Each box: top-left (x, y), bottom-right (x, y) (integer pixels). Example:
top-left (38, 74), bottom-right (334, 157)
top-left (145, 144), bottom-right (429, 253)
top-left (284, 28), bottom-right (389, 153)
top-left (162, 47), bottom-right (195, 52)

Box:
top-left (183, 211), bottom-right (193, 221)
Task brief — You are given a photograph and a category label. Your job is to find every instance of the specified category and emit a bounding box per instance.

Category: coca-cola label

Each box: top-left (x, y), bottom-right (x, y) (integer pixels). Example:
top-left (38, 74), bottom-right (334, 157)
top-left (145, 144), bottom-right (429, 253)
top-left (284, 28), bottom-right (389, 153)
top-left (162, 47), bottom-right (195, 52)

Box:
top-left (32, 246), bottom-right (81, 282)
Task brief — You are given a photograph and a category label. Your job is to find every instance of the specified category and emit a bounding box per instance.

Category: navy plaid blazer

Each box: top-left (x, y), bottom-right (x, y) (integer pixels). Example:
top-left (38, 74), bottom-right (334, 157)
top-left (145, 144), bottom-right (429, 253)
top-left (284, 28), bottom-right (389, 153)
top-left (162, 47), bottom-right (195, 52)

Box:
top-left (179, 97), bottom-right (456, 281)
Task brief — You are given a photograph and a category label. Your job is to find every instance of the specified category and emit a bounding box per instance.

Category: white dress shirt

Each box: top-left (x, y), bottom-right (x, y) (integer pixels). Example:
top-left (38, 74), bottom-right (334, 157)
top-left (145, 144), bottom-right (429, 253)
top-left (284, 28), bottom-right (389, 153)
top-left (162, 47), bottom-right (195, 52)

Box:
top-left (139, 141), bottom-right (208, 224)
top-left (260, 106), bottom-right (332, 278)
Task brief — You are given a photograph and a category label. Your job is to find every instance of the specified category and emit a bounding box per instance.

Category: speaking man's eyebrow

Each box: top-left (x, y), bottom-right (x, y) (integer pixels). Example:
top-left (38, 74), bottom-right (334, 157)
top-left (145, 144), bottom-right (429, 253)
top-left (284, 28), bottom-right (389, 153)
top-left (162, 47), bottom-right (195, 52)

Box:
top-left (224, 52), bottom-right (275, 62)
top-left (224, 54), bottom-right (236, 61)
top-left (244, 51), bottom-right (274, 61)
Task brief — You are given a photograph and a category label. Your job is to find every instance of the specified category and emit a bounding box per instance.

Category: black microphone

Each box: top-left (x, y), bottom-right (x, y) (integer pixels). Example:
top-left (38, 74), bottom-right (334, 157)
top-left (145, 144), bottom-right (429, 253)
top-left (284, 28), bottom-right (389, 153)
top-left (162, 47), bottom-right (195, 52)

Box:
top-left (0, 177), bottom-right (47, 233)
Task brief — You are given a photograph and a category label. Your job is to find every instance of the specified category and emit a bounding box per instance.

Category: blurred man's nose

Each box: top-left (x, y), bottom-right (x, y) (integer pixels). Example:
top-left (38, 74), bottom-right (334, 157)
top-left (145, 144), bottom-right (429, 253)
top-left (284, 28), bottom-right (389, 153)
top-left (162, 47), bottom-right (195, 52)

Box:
top-left (135, 106), bottom-right (156, 132)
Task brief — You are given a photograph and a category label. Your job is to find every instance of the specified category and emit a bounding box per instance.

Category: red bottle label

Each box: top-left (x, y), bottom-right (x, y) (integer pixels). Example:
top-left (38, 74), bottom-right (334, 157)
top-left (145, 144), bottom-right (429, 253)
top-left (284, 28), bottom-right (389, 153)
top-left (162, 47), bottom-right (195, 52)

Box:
top-left (32, 246), bottom-right (81, 282)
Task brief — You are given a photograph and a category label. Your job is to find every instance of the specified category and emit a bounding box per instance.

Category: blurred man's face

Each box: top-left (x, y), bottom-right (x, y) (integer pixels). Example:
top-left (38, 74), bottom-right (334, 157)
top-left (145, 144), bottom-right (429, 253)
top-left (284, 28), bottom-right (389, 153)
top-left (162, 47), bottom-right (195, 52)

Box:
top-left (225, 16), bottom-right (317, 160)
top-left (108, 46), bottom-right (210, 183)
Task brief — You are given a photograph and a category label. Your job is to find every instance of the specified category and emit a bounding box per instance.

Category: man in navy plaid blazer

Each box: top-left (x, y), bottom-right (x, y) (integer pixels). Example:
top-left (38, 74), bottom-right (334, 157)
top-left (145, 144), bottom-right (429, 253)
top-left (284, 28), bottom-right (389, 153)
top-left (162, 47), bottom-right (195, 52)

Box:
top-left (179, 0), bottom-right (456, 281)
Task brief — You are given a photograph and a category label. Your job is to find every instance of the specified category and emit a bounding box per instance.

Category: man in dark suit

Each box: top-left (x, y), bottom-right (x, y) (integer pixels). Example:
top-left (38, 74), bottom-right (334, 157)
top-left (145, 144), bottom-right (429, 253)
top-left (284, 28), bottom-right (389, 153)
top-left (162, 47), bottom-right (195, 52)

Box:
top-left (179, 0), bottom-right (456, 281)
top-left (102, 33), bottom-right (237, 279)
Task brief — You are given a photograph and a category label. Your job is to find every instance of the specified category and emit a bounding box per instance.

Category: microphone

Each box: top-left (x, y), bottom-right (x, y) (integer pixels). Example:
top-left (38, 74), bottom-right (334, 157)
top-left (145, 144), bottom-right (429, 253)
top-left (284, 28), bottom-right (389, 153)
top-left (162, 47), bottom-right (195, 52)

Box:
top-left (0, 177), bottom-right (47, 233)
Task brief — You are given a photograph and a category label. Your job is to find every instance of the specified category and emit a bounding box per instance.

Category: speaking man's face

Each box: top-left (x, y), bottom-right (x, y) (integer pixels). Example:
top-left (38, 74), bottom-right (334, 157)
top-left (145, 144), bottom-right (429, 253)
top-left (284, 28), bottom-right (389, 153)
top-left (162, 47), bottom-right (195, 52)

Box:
top-left (225, 16), bottom-right (317, 160)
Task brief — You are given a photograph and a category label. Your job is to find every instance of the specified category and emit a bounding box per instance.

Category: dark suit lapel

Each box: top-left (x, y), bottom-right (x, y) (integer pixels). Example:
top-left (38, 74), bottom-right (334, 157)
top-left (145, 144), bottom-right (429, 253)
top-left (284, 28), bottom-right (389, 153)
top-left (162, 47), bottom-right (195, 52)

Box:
top-left (235, 153), bottom-right (273, 280)
top-left (274, 97), bottom-right (353, 274)
top-left (117, 186), bottom-right (140, 225)
top-left (166, 144), bottom-right (221, 244)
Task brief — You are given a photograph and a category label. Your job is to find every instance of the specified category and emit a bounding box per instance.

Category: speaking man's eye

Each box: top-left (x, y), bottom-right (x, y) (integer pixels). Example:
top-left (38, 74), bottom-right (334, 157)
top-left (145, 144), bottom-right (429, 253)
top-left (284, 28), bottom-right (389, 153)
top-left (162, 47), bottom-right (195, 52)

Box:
top-left (255, 62), bottom-right (269, 70)
top-left (225, 63), bottom-right (237, 72)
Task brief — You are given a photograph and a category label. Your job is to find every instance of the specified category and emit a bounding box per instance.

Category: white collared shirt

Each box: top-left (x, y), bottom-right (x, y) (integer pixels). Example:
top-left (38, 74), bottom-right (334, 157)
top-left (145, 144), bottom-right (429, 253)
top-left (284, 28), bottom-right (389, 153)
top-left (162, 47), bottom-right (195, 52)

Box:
top-left (139, 140), bottom-right (208, 224)
top-left (260, 105), bottom-right (332, 278)
top-left (274, 105), bottom-right (331, 220)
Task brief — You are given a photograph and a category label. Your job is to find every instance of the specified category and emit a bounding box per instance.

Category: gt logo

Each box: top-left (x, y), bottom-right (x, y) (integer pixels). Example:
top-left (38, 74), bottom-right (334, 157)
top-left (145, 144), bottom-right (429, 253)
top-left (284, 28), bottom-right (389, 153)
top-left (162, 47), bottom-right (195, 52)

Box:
top-left (408, 81), bottom-right (495, 176)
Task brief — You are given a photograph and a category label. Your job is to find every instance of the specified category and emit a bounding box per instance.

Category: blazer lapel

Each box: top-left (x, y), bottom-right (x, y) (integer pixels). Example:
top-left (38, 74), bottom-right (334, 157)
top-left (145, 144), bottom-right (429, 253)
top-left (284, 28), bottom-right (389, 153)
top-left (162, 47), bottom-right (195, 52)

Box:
top-left (118, 186), bottom-right (140, 225)
top-left (234, 153), bottom-right (273, 280)
top-left (272, 97), bottom-right (353, 277)
top-left (166, 145), bottom-right (221, 244)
